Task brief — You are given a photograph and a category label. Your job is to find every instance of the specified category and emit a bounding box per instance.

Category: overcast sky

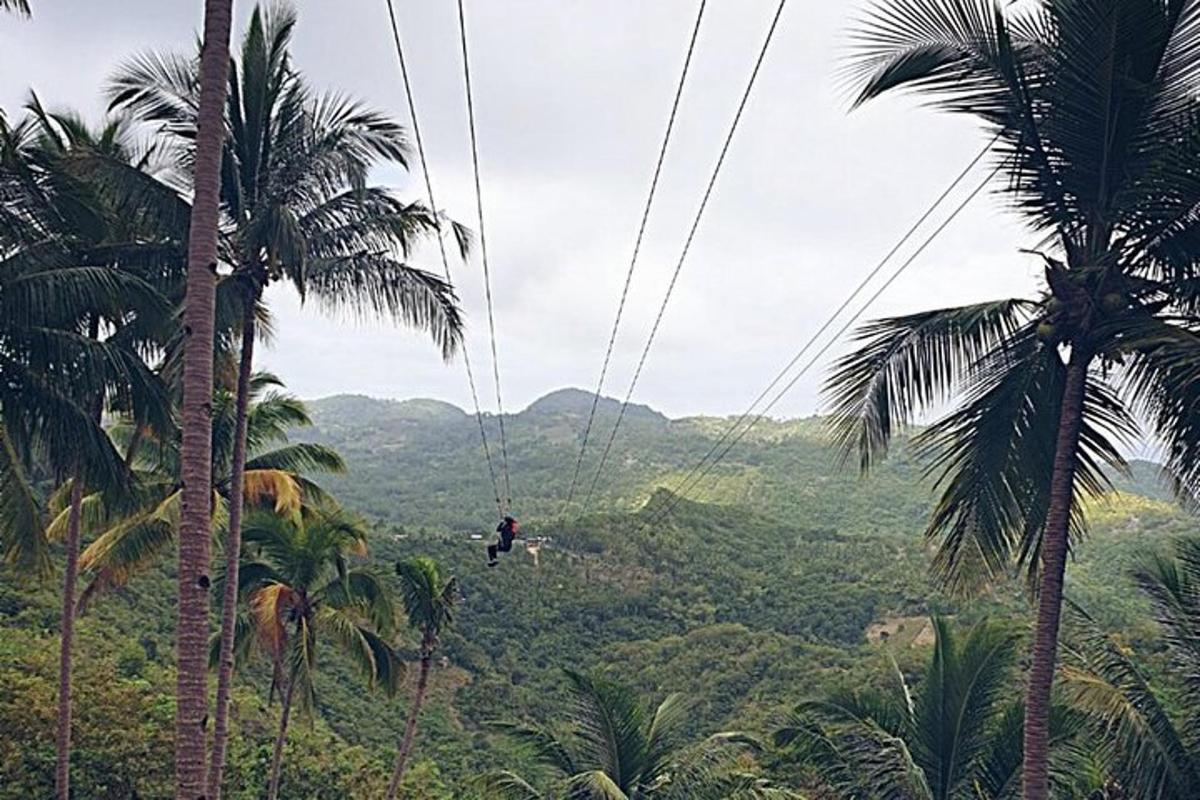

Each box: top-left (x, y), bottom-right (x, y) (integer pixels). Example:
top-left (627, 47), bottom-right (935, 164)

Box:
top-left (1, 0), bottom-right (1043, 419)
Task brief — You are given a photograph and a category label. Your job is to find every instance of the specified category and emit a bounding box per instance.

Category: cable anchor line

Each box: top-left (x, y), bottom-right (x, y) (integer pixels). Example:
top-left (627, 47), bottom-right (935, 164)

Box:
top-left (384, 0), bottom-right (504, 515)
top-left (561, 0), bottom-right (710, 519)
top-left (581, 0), bottom-right (790, 512)
top-left (456, 0), bottom-right (513, 514)
top-left (640, 160), bottom-right (1004, 534)
top-left (639, 137), bottom-right (1000, 529)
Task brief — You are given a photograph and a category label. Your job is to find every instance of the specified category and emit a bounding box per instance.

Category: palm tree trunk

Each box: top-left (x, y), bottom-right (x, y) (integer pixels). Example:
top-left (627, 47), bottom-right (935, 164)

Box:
top-left (175, 0), bottom-right (234, 796)
top-left (386, 653), bottom-right (433, 800)
top-left (206, 305), bottom-right (256, 800)
top-left (1021, 353), bottom-right (1089, 800)
top-left (56, 317), bottom-right (102, 800)
top-left (266, 675), bottom-right (296, 800)
top-left (53, 473), bottom-right (85, 800)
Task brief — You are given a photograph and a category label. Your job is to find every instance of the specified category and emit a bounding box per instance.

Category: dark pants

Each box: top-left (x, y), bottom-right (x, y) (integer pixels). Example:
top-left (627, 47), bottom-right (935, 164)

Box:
top-left (488, 532), bottom-right (514, 561)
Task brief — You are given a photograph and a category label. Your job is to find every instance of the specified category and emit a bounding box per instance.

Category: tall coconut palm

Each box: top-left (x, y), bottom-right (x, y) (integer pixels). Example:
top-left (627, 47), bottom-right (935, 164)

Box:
top-left (480, 669), bottom-right (792, 799)
top-left (775, 618), bottom-right (1083, 799)
top-left (1061, 539), bottom-right (1200, 798)
top-left (386, 556), bottom-right (457, 798)
top-left (232, 505), bottom-right (401, 800)
top-left (170, 0), bottom-right (235, 794)
top-left (0, 106), bottom-right (176, 578)
top-left (107, 7), bottom-right (465, 791)
top-left (828, 2), bottom-right (1200, 796)
top-left (73, 372), bottom-right (343, 605)
top-left (1, 101), bottom-right (178, 800)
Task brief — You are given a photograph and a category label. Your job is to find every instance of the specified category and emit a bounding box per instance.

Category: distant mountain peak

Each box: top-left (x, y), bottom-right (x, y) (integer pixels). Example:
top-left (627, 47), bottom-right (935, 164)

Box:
top-left (524, 388), bottom-right (666, 422)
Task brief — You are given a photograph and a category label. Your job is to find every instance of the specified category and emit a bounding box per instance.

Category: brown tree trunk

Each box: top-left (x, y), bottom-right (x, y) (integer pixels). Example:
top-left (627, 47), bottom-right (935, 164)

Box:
top-left (386, 652), bottom-right (433, 800)
top-left (266, 676), bottom-right (296, 800)
top-left (206, 305), bottom-right (256, 800)
top-left (56, 317), bottom-right (103, 800)
top-left (176, 1), bottom-right (234, 797)
top-left (54, 474), bottom-right (85, 800)
top-left (1021, 353), bottom-right (1089, 800)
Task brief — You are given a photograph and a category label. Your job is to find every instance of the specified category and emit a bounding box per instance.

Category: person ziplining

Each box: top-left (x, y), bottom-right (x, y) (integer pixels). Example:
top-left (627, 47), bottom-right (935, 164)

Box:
top-left (487, 516), bottom-right (519, 567)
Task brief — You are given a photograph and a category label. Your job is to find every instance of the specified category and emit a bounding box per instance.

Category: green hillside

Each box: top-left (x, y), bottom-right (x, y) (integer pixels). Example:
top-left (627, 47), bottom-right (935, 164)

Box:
top-left (2, 390), bottom-right (1192, 796)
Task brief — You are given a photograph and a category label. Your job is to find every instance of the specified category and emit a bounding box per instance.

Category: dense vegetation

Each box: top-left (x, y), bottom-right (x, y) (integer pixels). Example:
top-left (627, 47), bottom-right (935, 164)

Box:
top-left (3, 388), bottom-right (1194, 796)
top-left (5, 0), bottom-right (1200, 797)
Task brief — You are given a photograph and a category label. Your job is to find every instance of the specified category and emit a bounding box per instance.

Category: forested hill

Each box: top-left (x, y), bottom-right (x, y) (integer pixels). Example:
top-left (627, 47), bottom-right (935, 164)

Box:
top-left (300, 387), bottom-right (937, 533)
top-left (286, 388), bottom-right (1189, 790)
top-left (3, 389), bottom-right (1191, 796)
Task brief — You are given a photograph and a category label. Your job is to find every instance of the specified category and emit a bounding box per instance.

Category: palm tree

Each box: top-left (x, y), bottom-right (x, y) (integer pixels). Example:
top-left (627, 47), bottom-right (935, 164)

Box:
top-left (1061, 539), bottom-right (1200, 798)
top-left (387, 556), bottom-right (458, 798)
top-left (480, 669), bottom-right (791, 799)
top-left (170, 0), bottom-right (235, 793)
top-left (1, 101), bottom-right (178, 800)
top-left (231, 504), bottom-right (401, 800)
top-left (73, 372), bottom-right (344, 604)
top-left (827, 3), bottom-right (1200, 795)
top-left (107, 7), bottom-right (466, 790)
top-left (0, 0), bottom-right (30, 16)
top-left (775, 618), bottom-right (1083, 799)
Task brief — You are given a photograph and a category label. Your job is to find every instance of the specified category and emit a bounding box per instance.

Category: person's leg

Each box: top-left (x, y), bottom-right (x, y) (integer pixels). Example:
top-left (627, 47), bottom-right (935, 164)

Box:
top-left (487, 543), bottom-right (498, 563)
top-left (498, 533), bottom-right (514, 553)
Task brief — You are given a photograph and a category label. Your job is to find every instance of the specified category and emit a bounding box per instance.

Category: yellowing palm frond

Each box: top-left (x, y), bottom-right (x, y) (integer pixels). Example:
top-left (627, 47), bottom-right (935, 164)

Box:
top-left (243, 468), bottom-right (302, 517)
top-left (250, 582), bottom-right (299, 660)
top-left (77, 489), bottom-right (180, 607)
top-left (46, 488), bottom-right (109, 542)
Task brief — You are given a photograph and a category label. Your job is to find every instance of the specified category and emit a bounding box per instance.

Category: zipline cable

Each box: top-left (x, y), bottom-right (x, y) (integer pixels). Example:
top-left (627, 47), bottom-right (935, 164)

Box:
top-left (456, 0), bottom-right (514, 513)
top-left (639, 160), bottom-right (1004, 534)
top-left (580, 0), bottom-right (790, 512)
top-left (635, 136), bottom-right (999, 528)
top-left (384, 0), bottom-right (504, 516)
top-left (561, 0), bottom-right (710, 518)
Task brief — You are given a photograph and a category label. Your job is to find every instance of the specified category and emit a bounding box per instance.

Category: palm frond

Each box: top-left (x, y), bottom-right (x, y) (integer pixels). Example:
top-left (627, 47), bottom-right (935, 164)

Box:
top-left (643, 692), bottom-right (690, 780)
top-left (487, 720), bottom-right (578, 776)
top-left (1061, 605), bottom-right (1200, 797)
top-left (473, 770), bottom-right (544, 800)
top-left (395, 556), bottom-right (457, 642)
top-left (250, 581), bottom-right (299, 662)
top-left (241, 468), bottom-right (302, 517)
top-left (321, 567), bottom-right (396, 637)
top-left (563, 770), bottom-right (629, 800)
top-left (1, 0), bottom-right (32, 17)
top-left (563, 668), bottom-right (650, 790)
top-left (915, 326), bottom-right (1134, 592)
top-left (1131, 538), bottom-right (1200, 713)
top-left (244, 442), bottom-right (345, 475)
top-left (303, 255), bottom-right (463, 360)
top-left (910, 617), bottom-right (1017, 797)
top-left (316, 604), bottom-right (403, 696)
top-left (77, 489), bottom-right (179, 606)
top-left (825, 299), bottom-right (1034, 472)
top-left (0, 423), bottom-right (47, 578)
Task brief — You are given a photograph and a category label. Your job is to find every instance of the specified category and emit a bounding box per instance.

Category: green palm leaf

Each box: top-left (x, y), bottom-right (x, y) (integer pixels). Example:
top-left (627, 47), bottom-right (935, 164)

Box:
top-left (1061, 604), bottom-right (1200, 798)
top-left (0, 423), bottom-right (47, 577)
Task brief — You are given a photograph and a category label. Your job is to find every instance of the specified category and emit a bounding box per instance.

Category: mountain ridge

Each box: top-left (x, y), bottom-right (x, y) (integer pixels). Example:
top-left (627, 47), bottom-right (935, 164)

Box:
top-left (308, 387), bottom-right (670, 423)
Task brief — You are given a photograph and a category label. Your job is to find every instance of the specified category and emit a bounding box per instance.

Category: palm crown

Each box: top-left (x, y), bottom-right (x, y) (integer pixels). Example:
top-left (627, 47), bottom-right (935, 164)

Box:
top-left (0, 100), bottom-right (178, 577)
top-left (776, 618), bottom-right (1083, 799)
top-left (829, 3), bottom-right (1200, 796)
top-left (236, 504), bottom-right (401, 711)
top-left (482, 669), bottom-right (791, 799)
top-left (106, 1), bottom-right (465, 355)
top-left (1062, 538), bottom-right (1200, 798)
top-left (830, 0), bottom-right (1200, 587)
top-left (75, 373), bottom-right (344, 604)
